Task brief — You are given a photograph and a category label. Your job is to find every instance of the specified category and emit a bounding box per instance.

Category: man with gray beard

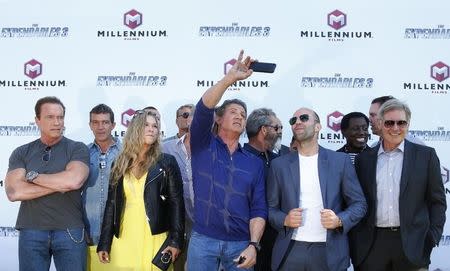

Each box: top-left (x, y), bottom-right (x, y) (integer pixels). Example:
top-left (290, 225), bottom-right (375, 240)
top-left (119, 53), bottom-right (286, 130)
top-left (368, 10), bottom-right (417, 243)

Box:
top-left (243, 108), bottom-right (281, 271)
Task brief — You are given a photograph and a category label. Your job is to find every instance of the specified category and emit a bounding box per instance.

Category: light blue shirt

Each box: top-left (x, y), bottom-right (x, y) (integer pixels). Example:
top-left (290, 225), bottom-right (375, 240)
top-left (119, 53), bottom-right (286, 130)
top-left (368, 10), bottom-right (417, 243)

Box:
top-left (163, 134), bottom-right (194, 222)
top-left (82, 137), bottom-right (121, 245)
top-left (376, 140), bottom-right (404, 227)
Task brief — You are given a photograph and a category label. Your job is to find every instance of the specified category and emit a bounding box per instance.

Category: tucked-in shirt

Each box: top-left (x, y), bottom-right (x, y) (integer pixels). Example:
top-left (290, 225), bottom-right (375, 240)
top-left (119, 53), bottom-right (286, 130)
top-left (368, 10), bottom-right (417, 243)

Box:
top-left (292, 153), bottom-right (326, 242)
top-left (82, 138), bottom-right (121, 245)
top-left (190, 99), bottom-right (267, 241)
top-left (376, 140), bottom-right (404, 227)
top-left (163, 134), bottom-right (194, 222)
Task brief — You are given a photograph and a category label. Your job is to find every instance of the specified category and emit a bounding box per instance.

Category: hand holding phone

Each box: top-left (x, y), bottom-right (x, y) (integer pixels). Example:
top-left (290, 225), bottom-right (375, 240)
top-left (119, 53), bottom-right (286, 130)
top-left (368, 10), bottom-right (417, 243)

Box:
top-left (249, 62), bottom-right (276, 73)
top-left (233, 256), bottom-right (246, 265)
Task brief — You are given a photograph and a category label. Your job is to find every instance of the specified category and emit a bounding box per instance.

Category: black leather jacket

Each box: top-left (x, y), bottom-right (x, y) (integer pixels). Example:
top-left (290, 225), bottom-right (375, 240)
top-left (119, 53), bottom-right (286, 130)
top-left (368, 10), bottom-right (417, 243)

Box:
top-left (97, 153), bottom-right (185, 253)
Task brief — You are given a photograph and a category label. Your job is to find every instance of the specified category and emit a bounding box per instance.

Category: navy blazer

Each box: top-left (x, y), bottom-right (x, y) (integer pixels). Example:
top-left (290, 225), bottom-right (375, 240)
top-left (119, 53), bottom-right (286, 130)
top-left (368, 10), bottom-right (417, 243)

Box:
top-left (350, 140), bottom-right (446, 267)
top-left (267, 146), bottom-right (367, 271)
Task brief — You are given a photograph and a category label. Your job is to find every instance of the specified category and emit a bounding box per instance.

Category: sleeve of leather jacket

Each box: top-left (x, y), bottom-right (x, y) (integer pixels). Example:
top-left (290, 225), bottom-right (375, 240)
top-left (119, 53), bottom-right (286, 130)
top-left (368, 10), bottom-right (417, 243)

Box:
top-left (96, 180), bottom-right (116, 253)
top-left (164, 154), bottom-right (186, 249)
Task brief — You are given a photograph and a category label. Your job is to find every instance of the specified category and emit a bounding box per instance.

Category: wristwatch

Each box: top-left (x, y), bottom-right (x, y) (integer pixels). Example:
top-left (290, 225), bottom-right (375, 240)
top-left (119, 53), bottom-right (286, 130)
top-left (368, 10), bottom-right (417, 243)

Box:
top-left (249, 241), bottom-right (261, 253)
top-left (25, 171), bottom-right (39, 183)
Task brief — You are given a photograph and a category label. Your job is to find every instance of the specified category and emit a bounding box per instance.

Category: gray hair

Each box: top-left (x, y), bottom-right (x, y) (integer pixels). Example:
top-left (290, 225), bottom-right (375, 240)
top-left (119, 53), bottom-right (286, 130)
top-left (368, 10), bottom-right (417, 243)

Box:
top-left (377, 98), bottom-right (411, 122)
top-left (246, 108), bottom-right (277, 139)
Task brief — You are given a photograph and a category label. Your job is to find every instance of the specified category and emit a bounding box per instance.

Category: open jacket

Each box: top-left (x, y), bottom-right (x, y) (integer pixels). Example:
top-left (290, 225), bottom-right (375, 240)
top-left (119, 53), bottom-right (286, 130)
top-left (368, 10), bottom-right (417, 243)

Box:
top-left (97, 153), bottom-right (185, 253)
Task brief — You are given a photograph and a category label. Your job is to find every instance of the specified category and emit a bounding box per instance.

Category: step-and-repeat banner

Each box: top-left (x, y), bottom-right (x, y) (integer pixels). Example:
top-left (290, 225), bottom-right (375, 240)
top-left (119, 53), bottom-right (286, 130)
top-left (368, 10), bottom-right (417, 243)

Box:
top-left (1, 1), bottom-right (449, 270)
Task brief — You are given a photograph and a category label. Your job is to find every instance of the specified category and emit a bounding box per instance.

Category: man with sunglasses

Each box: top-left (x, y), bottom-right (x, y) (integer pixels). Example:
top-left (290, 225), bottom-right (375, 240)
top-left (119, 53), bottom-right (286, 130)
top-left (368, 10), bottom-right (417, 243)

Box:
top-left (5, 96), bottom-right (90, 271)
top-left (83, 104), bottom-right (122, 270)
top-left (267, 108), bottom-right (367, 271)
top-left (164, 104), bottom-right (194, 142)
top-left (243, 108), bottom-right (281, 271)
top-left (350, 99), bottom-right (446, 271)
top-left (187, 50), bottom-right (266, 271)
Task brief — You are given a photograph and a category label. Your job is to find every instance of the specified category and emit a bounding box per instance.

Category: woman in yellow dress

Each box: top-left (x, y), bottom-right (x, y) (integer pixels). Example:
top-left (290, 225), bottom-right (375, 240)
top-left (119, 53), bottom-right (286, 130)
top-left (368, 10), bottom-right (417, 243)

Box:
top-left (96, 110), bottom-right (185, 270)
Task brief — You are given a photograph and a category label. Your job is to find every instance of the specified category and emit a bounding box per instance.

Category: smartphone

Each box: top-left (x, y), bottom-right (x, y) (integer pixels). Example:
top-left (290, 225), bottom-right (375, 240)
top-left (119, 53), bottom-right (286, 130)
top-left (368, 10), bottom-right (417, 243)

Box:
top-left (233, 256), bottom-right (246, 265)
top-left (249, 62), bottom-right (276, 73)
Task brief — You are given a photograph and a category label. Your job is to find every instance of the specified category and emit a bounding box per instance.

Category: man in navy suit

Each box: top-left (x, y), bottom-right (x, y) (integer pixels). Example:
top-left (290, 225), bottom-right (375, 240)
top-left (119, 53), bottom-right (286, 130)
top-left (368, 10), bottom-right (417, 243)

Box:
top-left (267, 107), bottom-right (367, 271)
top-left (351, 99), bottom-right (446, 271)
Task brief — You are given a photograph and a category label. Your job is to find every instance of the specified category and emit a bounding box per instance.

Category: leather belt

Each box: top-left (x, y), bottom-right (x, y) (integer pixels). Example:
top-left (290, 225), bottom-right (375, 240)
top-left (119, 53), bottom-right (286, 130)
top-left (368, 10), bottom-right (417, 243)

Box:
top-left (376, 226), bottom-right (400, 232)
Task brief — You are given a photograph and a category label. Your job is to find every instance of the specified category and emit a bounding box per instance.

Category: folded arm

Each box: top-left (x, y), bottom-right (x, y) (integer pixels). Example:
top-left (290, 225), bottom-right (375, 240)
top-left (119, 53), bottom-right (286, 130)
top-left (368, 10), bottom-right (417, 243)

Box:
top-left (5, 168), bottom-right (58, 201)
top-left (33, 161), bottom-right (89, 192)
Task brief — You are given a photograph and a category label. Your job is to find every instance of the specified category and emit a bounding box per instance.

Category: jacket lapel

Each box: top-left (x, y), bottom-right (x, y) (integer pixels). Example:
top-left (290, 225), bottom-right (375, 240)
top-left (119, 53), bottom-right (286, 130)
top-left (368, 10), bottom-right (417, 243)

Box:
top-left (288, 152), bottom-right (300, 207)
top-left (400, 140), bottom-right (414, 196)
top-left (318, 146), bottom-right (328, 208)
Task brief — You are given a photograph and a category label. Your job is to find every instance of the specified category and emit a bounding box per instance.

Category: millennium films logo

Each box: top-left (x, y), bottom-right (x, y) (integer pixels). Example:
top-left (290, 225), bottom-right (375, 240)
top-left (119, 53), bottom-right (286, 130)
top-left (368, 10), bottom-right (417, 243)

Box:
top-left (300, 9), bottom-right (373, 42)
top-left (0, 24), bottom-right (69, 38)
top-left (97, 9), bottom-right (167, 40)
top-left (301, 73), bottom-right (374, 88)
top-left (320, 111), bottom-right (345, 144)
top-left (404, 62), bottom-right (450, 94)
top-left (24, 59), bottom-right (42, 79)
top-left (97, 72), bottom-right (167, 87)
top-left (197, 59), bottom-right (269, 91)
top-left (199, 22), bottom-right (270, 37)
top-left (328, 10), bottom-right (346, 30)
top-left (405, 24), bottom-right (450, 39)
top-left (124, 9), bottom-right (142, 29)
top-left (0, 122), bottom-right (40, 136)
top-left (0, 59), bottom-right (66, 90)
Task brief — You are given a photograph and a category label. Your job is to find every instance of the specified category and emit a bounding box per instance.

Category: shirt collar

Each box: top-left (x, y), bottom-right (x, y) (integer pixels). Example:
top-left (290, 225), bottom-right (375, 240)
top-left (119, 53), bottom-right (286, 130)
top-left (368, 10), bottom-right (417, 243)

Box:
top-left (90, 136), bottom-right (121, 152)
top-left (378, 140), bottom-right (404, 156)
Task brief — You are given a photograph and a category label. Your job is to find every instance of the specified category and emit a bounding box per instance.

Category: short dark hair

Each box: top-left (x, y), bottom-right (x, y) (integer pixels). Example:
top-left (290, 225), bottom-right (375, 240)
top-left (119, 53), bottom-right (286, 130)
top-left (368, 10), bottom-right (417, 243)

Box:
top-left (215, 99), bottom-right (247, 118)
top-left (175, 104), bottom-right (194, 119)
top-left (35, 96), bottom-right (65, 119)
top-left (245, 108), bottom-right (276, 139)
top-left (371, 95), bottom-right (395, 106)
top-left (90, 104), bottom-right (115, 123)
top-left (340, 112), bottom-right (369, 131)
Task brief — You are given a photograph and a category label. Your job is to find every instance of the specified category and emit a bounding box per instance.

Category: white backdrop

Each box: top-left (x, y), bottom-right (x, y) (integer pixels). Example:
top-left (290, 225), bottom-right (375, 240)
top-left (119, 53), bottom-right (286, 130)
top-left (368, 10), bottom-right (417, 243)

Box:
top-left (1, 1), bottom-right (450, 270)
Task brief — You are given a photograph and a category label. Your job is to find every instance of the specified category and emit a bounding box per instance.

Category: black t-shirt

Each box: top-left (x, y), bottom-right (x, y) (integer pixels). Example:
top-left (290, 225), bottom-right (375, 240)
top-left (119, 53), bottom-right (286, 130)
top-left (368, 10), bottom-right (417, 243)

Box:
top-left (8, 137), bottom-right (89, 230)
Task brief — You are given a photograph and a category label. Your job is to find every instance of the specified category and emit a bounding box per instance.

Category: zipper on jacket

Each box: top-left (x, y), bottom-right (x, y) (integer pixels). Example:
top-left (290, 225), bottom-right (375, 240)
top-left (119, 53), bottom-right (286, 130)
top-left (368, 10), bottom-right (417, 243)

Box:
top-left (144, 168), bottom-right (165, 222)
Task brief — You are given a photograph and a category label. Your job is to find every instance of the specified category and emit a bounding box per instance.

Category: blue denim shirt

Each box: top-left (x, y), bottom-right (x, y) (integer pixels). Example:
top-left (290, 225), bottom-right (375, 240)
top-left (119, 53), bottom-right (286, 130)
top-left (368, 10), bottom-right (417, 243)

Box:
top-left (163, 134), bottom-right (194, 222)
top-left (190, 99), bottom-right (267, 241)
top-left (82, 138), bottom-right (121, 245)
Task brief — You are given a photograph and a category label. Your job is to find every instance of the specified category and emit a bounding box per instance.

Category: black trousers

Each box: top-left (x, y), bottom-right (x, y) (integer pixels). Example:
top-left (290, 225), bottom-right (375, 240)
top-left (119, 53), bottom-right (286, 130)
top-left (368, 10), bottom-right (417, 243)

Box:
top-left (254, 225), bottom-right (277, 271)
top-left (355, 227), bottom-right (428, 271)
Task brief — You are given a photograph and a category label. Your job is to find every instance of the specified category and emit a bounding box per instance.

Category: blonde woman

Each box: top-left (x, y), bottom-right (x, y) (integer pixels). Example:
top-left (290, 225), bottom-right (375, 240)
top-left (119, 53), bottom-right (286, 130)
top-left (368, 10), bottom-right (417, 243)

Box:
top-left (97, 110), bottom-right (185, 270)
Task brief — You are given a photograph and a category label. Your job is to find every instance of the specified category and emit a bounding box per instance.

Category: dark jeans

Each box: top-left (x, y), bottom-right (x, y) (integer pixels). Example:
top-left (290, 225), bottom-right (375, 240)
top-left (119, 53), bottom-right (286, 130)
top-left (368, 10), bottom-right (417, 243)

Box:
top-left (19, 228), bottom-right (86, 271)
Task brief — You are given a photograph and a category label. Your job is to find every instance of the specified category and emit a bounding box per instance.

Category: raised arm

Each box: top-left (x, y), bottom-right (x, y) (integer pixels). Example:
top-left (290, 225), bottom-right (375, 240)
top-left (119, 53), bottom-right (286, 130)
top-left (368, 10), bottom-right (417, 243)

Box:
top-left (201, 50), bottom-right (253, 109)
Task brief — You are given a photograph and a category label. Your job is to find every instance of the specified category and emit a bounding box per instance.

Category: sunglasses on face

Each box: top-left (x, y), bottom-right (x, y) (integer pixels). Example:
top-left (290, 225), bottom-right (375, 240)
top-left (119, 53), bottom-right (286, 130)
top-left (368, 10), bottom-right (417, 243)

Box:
top-left (177, 112), bottom-right (191, 119)
top-left (42, 146), bottom-right (51, 162)
top-left (383, 120), bottom-right (408, 128)
top-left (289, 114), bottom-right (310, 125)
top-left (265, 125), bottom-right (283, 132)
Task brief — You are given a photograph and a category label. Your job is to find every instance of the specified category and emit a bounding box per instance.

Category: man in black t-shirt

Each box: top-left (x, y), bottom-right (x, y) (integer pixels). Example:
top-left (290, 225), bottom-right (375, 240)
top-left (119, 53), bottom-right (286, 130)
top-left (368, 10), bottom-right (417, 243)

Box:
top-left (5, 96), bottom-right (89, 271)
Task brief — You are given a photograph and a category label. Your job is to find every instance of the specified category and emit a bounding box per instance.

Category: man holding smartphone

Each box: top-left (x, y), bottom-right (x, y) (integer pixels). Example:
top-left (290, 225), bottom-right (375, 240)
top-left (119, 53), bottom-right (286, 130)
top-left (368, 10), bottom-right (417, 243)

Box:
top-left (187, 50), bottom-right (267, 271)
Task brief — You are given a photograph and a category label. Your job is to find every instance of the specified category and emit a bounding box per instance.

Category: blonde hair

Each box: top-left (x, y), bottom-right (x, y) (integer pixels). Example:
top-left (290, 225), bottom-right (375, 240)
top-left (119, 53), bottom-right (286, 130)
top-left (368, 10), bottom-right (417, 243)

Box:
top-left (111, 112), bottom-right (161, 184)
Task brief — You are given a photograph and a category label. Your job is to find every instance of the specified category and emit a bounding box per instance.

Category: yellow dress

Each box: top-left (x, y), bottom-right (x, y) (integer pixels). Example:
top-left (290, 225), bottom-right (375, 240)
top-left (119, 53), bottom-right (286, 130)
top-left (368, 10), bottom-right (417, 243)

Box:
top-left (89, 172), bottom-right (172, 271)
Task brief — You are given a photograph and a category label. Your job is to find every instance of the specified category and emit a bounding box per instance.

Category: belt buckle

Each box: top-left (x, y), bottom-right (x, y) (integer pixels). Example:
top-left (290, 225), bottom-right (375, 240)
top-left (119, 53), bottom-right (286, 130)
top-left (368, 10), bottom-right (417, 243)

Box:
top-left (389, 227), bottom-right (399, 232)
